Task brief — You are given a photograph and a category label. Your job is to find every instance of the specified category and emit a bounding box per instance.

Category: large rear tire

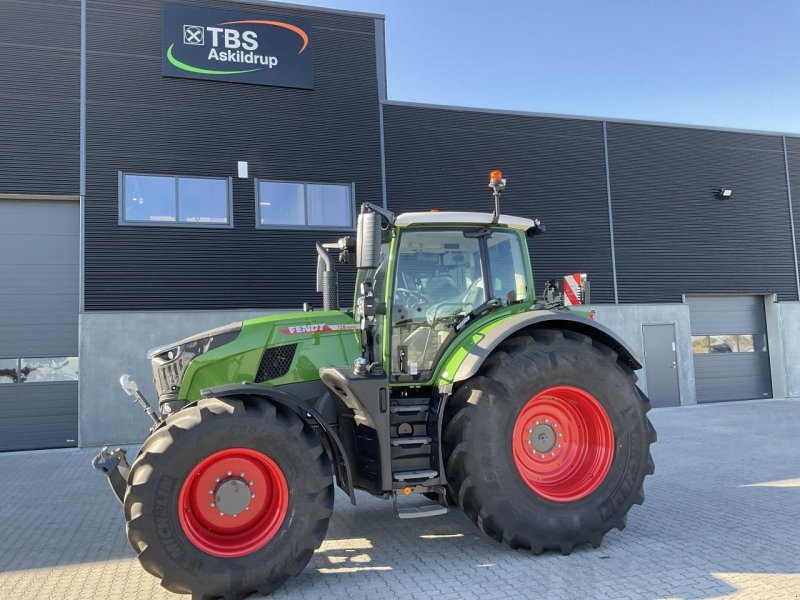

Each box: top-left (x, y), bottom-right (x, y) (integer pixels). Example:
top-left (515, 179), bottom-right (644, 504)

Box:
top-left (443, 329), bottom-right (656, 554)
top-left (124, 397), bottom-right (333, 599)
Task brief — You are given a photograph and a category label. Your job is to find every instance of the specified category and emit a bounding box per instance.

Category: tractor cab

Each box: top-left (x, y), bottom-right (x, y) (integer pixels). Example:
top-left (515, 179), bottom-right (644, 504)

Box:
top-left (322, 170), bottom-right (544, 385)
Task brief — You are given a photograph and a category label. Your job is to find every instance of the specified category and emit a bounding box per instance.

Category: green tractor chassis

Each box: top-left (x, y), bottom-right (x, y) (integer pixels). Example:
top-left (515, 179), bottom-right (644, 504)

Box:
top-left (93, 172), bottom-right (656, 600)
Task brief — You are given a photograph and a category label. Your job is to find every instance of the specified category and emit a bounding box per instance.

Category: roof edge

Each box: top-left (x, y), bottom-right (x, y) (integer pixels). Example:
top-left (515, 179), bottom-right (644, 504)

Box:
top-left (228, 0), bottom-right (385, 20)
top-left (382, 99), bottom-right (800, 140)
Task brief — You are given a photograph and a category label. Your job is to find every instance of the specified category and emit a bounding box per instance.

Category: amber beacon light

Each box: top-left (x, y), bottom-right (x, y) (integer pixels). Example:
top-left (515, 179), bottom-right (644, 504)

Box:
top-left (488, 169), bottom-right (506, 222)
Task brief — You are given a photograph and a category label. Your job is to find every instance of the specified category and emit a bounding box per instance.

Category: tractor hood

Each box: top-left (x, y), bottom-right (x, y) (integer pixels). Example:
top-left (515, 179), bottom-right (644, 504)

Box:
top-left (176, 311), bottom-right (362, 402)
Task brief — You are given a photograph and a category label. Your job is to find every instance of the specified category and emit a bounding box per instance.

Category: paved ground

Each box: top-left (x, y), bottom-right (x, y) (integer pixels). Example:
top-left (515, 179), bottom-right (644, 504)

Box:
top-left (1, 399), bottom-right (799, 600)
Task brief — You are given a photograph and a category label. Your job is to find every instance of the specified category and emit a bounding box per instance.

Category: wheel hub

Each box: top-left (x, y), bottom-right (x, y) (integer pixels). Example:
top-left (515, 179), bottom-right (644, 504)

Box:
top-left (178, 448), bottom-right (288, 558)
top-left (530, 423), bottom-right (556, 452)
top-left (214, 477), bottom-right (252, 516)
top-left (512, 386), bottom-right (615, 502)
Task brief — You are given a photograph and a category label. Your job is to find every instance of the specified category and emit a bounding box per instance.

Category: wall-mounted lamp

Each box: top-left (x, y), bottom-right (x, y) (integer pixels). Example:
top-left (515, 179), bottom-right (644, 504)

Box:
top-left (718, 188), bottom-right (733, 199)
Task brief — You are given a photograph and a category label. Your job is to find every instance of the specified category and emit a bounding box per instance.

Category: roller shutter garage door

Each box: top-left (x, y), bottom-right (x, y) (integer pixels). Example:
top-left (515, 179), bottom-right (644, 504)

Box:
top-left (688, 295), bottom-right (772, 403)
top-left (0, 200), bottom-right (79, 451)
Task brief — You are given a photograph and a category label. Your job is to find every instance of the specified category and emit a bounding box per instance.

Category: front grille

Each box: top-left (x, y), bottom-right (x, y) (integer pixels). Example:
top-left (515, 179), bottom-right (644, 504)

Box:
top-left (152, 354), bottom-right (191, 397)
top-left (255, 344), bottom-right (298, 383)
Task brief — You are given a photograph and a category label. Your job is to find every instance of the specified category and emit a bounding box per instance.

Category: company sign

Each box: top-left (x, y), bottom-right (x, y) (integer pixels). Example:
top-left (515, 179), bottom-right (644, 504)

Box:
top-left (162, 3), bottom-right (313, 88)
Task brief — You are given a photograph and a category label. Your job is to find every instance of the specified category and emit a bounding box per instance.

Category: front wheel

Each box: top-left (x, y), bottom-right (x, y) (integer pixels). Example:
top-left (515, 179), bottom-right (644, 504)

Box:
top-left (124, 397), bottom-right (333, 599)
top-left (443, 329), bottom-right (656, 554)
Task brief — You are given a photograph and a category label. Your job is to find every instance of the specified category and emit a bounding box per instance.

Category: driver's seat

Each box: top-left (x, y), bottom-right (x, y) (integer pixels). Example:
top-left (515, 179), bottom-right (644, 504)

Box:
top-left (423, 276), bottom-right (459, 303)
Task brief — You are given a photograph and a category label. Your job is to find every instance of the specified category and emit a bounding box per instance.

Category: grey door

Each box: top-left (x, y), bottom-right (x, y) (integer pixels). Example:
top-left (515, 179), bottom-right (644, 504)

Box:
top-left (642, 324), bottom-right (680, 407)
top-left (687, 295), bottom-right (771, 403)
top-left (0, 200), bottom-right (79, 451)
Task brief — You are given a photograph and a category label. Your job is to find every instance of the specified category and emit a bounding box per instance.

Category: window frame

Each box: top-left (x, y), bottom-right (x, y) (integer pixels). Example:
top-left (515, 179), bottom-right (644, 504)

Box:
top-left (254, 179), bottom-right (356, 231)
top-left (118, 172), bottom-right (234, 229)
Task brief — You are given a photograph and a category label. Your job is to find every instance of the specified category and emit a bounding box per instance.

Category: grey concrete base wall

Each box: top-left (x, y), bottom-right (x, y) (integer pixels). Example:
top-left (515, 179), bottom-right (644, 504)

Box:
top-left (79, 309), bottom-right (282, 447)
top-left (583, 303), bottom-right (697, 405)
top-left (773, 300), bottom-right (800, 398)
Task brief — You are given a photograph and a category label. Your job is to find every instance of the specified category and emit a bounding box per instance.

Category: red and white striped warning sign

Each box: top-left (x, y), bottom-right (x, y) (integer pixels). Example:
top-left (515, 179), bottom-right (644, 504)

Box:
top-left (563, 273), bottom-right (587, 306)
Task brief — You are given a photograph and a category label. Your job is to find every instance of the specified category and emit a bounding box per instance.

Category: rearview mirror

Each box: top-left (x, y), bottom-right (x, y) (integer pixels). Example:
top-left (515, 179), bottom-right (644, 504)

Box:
top-left (356, 210), bottom-right (381, 269)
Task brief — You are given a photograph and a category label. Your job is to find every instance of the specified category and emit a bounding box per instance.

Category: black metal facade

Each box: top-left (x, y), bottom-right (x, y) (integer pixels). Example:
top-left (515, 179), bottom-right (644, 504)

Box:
top-left (607, 123), bottom-right (798, 303)
top-left (384, 103), bottom-right (800, 304)
top-left (0, 0), bottom-right (79, 195)
top-left (83, 0), bottom-right (382, 310)
top-left (382, 103), bottom-right (616, 303)
top-left (5, 0), bottom-right (800, 309)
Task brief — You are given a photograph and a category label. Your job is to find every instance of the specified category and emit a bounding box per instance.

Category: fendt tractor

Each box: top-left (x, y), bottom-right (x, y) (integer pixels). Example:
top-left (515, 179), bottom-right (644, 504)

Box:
top-left (93, 171), bottom-right (656, 600)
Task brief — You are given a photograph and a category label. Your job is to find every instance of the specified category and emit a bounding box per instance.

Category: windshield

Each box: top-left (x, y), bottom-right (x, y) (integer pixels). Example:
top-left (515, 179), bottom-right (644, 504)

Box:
top-left (389, 228), bottom-right (527, 382)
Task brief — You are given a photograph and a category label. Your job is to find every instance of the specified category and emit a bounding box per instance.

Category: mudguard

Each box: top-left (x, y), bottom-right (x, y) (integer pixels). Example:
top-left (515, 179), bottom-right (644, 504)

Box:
top-left (446, 309), bottom-right (642, 384)
top-left (201, 383), bottom-right (357, 505)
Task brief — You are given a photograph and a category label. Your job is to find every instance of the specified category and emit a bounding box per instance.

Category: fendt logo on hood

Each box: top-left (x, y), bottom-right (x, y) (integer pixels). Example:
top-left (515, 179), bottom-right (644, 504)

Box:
top-left (162, 3), bottom-right (313, 89)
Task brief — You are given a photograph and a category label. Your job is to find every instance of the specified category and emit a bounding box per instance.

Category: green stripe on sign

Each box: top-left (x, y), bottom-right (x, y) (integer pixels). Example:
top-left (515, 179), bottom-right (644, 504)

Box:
top-left (166, 44), bottom-right (261, 75)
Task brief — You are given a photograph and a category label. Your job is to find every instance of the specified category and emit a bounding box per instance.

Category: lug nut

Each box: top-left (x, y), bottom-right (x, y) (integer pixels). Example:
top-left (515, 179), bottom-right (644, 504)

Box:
top-left (227, 471), bottom-right (233, 476)
top-left (544, 418), bottom-right (548, 423)
top-left (210, 502), bottom-right (215, 507)
top-left (219, 512), bottom-right (224, 517)
top-left (251, 493), bottom-right (256, 498)
top-left (549, 452), bottom-right (554, 457)
top-left (527, 428), bottom-right (533, 433)
top-left (208, 489), bottom-right (213, 494)
top-left (540, 453), bottom-right (545, 459)
top-left (248, 480), bottom-right (254, 486)
top-left (239, 472), bottom-right (245, 477)
top-left (527, 440), bottom-right (532, 445)
top-left (215, 477), bottom-right (221, 483)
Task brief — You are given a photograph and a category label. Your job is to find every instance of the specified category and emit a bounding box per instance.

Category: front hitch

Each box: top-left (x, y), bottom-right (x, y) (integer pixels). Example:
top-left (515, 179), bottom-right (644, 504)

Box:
top-left (91, 446), bottom-right (131, 504)
top-left (91, 375), bottom-right (162, 504)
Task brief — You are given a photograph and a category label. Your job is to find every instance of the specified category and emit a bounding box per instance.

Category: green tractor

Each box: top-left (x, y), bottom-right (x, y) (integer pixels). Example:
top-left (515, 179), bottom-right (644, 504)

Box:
top-left (93, 171), bottom-right (656, 599)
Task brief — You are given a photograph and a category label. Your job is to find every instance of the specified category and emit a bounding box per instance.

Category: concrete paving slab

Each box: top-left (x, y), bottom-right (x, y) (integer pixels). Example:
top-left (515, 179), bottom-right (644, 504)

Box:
top-left (0, 399), bottom-right (798, 599)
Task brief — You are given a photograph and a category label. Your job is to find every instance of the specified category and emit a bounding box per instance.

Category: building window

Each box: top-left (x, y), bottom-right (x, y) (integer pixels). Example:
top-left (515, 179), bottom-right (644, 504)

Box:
top-left (691, 334), bottom-right (766, 354)
top-left (0, 357), bottom-right (79, 384)
top-left (120, 173), bottom-right (232, 227)
top-left (256, 180), bottom-right (353, 229)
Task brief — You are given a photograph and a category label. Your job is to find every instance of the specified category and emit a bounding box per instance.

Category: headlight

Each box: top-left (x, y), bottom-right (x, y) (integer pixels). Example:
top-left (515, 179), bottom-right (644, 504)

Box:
top-left (147, 321), bottom-right (243, 362)
top-left (147, 321), bottom-right (243, 405)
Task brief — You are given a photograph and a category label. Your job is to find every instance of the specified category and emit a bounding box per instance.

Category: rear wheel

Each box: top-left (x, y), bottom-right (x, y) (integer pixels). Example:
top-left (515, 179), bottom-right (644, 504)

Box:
top-left (124, 397), bottom-right (333, 599)
top-left (443, 329), bottom-right (656, 554)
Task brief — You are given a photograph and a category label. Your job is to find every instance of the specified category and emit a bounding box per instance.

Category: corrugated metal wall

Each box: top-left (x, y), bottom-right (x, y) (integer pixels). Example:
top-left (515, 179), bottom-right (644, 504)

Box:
top-left (382, 103), bottom-right (616, 303)
top-left (607, 123), bottom-right (798, 303)
top-left (83, 0), bottom-right (382, 310)
top-left (383, 103), bottom-right (800, 304)
top-left (0, 0), bottom-right (79, 195)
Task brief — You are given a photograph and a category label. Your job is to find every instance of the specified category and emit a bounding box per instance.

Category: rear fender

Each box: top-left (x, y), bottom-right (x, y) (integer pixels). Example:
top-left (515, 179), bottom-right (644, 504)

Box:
top-left (439, 309), bottom-right (641, 386)
top-left (201, 383), bottom-right (357, 505)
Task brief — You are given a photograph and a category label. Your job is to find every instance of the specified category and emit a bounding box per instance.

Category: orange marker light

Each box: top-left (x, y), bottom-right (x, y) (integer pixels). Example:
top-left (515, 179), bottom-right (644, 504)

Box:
top-left (430, 209), bottom-right (440, 213)
top-left (489, 170), bottom-right (503, 181)
top-left (403, 486), bottom-right (412, 495)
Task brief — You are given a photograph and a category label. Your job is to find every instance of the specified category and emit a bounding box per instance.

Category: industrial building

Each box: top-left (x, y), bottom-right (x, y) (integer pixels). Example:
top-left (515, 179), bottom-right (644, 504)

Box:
top-left (2, 0), bottom-right (799, 451)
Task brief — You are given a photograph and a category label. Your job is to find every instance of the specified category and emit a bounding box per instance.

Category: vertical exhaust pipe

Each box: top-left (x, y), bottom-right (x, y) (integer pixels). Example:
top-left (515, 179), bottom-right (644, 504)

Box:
top-left (316, 242), bottom-right (338, 311)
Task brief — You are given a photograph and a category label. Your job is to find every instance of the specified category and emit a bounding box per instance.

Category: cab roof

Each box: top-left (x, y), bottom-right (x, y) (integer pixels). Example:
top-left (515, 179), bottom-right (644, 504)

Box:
top-left (394, 211), bottom-right (536, 231)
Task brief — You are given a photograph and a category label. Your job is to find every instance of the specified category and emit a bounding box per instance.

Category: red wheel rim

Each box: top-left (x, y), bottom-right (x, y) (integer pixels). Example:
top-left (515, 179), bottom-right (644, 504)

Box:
top-left (178, 448), bottom-right (289, 557)
top-left (512, 386), bottom-right (615, 502)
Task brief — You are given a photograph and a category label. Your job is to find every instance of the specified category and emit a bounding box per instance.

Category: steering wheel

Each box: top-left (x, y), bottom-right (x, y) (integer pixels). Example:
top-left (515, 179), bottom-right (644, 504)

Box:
top-left (394, 287), bottom-right (430, 306)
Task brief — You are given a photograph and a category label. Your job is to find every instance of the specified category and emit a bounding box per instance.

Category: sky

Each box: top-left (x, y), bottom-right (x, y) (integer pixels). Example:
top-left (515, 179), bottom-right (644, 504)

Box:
top-left (278, 0), bottom-right (800, 133)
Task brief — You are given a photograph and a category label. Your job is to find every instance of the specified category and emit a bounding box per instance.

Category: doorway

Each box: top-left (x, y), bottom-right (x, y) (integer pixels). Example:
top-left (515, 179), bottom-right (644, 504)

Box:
top-left (642, 323), bottom-right (680, 408)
